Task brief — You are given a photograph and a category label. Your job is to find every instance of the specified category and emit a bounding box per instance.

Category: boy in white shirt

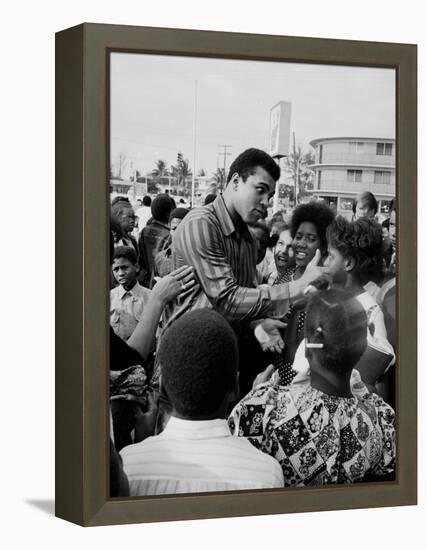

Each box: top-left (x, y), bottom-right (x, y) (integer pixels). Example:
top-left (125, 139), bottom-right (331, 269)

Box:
top-left (110, 246), bottom-right (151, 341)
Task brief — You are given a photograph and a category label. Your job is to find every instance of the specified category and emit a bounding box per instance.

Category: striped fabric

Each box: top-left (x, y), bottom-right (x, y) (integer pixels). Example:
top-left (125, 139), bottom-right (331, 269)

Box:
top-left (162, 196), bottom-right (291, 331)
top-left (120, 417), bottom-right (284, 496)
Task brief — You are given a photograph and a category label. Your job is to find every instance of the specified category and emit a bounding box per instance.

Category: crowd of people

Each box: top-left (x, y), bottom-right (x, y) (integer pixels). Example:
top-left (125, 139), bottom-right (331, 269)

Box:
top-left (109, 148), bottom-right (397, 497)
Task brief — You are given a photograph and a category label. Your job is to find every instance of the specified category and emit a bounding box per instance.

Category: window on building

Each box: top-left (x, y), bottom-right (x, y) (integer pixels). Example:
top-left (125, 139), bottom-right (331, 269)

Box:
top-left (376, 142), bottom-right (393, 156)
top-left (339, 198), bottom-right (354, 211)
top-left (317, 170), bottom-right (322, 189)
top-left (349, 141), bottom-right (364, 152)
top-left (347, 169), bottom-right (362, 183)
top-left (374, 171), bottom-right (391, 184)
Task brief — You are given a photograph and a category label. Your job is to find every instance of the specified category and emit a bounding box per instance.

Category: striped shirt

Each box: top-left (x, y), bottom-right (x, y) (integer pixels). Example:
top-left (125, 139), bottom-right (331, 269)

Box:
top-left (162, 196), bottom-right (292, 331)
top-left (120, 417), bottom-right (284, 496)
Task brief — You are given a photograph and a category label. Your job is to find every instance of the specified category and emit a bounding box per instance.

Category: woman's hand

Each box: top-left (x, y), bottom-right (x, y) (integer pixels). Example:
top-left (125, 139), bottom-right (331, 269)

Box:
top-left (252, 364), bottom-right (275, 388)
top-left (152, 265), bottom-right (196, 305)
top-left (254, 318), bottom-right (287, 353)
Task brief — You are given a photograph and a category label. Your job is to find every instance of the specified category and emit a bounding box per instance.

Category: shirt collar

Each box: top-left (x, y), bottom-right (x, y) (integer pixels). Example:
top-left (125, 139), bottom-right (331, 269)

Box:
top-left (117, 281), bottom-right (142, 299)
top-left (212, 195), bottom-right (236, 237)
top-left (160, 417), bottom-right (231, 440)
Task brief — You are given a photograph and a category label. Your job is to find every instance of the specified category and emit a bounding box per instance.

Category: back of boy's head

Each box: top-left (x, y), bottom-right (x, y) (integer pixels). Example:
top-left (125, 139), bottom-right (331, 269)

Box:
top-left (142, 195), bottom-right (152, 207)
top-left (327, 216), bottom-right (383, 285)
top-left (151, 194), bottom-right (174, 223)
top-left (112, 245), bottom-right (138, 266)
top-left (226, 148), bottom-right (280, 184)
top-left (358, 191), bottom-right (378, 215)
top-left (158, 309), bottom-right (238, 418)
top-left (305, 287), bottom-right (367, 373)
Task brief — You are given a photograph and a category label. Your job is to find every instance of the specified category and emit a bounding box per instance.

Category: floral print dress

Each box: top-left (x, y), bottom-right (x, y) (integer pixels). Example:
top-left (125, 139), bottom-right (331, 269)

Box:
top-left (229, 383), bottom-right (395, 487)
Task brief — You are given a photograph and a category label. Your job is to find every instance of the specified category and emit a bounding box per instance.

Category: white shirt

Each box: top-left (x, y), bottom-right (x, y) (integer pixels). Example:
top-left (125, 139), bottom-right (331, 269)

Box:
top-left (135, 205), bottom-right (152, 232)
top-left (120, 417), bottom-right (284, 496)
top-left (110, 282), bottom-right (151, 341)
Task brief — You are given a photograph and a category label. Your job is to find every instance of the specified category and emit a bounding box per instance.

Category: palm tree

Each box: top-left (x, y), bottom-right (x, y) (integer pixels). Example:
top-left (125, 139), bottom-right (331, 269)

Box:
top-left (284, 146), bottom-right (315, 202)
top-left (212, 167), bottom-right (226, 191)
top-left (152, 159), bottom-right (169, 179)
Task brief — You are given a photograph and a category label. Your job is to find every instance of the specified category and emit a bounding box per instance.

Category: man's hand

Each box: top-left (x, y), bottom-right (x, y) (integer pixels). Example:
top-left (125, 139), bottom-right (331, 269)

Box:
top-left (132, 388), bottom-right (160, 443)
top-left (254, 318), bottom-right (287, 353)
top-left (295, 249), bottom-right (328, 292)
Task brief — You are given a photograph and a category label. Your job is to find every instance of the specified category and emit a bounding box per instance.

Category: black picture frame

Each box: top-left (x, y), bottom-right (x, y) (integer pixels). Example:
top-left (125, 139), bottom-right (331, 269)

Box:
top-left (55, 23), bottom-right (417, 526)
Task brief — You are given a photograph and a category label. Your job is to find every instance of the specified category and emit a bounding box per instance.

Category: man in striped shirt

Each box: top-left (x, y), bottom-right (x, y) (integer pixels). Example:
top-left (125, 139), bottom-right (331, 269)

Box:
top-left (121, 309), bottom-right (284, 495)
top-left (162, 148), bottom-right (328, 343)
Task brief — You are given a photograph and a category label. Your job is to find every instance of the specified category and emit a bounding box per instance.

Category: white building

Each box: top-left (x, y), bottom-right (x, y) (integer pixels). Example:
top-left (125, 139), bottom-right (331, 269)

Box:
top-left (308, 137), bottom-right (395, 219)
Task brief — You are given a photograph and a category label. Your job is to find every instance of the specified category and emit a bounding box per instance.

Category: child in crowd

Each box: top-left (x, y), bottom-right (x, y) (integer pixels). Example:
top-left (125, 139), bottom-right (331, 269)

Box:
top-left (121, 309), bottom-right (284, 495)
top-left (229, 287), bottom-right (395, 487)
top-left (110, 246), bottom-right (151, 341)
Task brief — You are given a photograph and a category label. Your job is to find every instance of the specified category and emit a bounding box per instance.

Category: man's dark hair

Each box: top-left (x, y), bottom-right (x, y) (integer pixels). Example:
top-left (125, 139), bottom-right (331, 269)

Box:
top-left (158, 309), bottom-right (238, 418)
top-left (357, 191), bottom-right (378, 215)
top-left (290, 201), bottom-right (335, 253)
top-left (326, 216), bottom-right (384, 285)
top-left (112, 245), bottom-right (138, 266)
top-left (151, 194), bottom-right (174, 223)
top-left (142, 195), bottom-right (152, 207)
top-left (169, 207), bottom-right (189, 222)
top-left (111, 196), bottom-right (130, 207)
top-left (204, 193), bottom-right (217, 205)
top-left (305, 287), bottom-right (367, 374)
top-left (226, 148), bottom-right (280, 185)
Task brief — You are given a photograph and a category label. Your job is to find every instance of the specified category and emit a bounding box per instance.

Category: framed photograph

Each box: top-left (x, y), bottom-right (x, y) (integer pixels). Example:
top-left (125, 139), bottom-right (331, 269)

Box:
top-left (56, 23), bottom-right (417, 526)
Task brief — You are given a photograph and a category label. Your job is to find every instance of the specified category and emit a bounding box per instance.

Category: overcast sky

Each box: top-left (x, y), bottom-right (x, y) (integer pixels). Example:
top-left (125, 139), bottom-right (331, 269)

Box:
top-left (110, 52), bottom-right (395, 178)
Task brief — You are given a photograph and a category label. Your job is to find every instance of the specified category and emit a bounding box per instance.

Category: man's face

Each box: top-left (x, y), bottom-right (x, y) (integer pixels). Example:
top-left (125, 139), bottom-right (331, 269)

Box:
top-left (389, 210), bottom-right (396, 251)
top-left (112, 257), bottom-right (138, 289)
top-left (292, 222), bottom-right (320, 268)
top-left (355, 201), bottom-right (375, 220)
top-left (170, 217), bottom-right (183, 242)
top-left (324, 246), bottom-right (348, 284)
top-left (274, 229), bottom-right (293, 271)
top-left (120, 206), bottom-right (136, 233)
top-left (232, 166), bottom-right (276, 225)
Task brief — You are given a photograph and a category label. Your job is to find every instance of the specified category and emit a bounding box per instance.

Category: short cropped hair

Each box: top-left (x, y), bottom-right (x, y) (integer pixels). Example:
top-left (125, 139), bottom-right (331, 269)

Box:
top-left (326, 216), bottom-right (384, 285)
top-left (290, 201), bottom-right (335, 252)
top-left (169, 207), bottom-right (189, 222)
top-left (111, 200), bottom-right (134, 221)
top-left (226, 148), bottom-right (280, 185)
top-left (158, 309), bottom-right (238, 417)
top-left (204, 193), bottom-right (217, 205)
top-left (305, 287), bottom-right (367, 374)
top-left (112, 245), bottom-right (138, 266)
top-left (151, 194), bottom-right (174, 223)
top-left (357, 191), bottom-right (378, 215)
top-left (142, 195), bottom-right (152, 207)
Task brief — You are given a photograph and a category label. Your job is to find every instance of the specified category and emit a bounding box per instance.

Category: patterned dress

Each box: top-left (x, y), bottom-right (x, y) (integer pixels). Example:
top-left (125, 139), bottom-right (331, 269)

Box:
top-left (228, 383), bottom-right (395, 486)
top-left (272, 267), bottom-right (306, 385)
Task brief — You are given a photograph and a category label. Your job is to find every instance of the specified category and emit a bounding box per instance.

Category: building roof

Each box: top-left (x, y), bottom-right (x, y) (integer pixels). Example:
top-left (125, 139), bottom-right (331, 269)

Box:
top-left (309, 136), bottom-right (395, 148)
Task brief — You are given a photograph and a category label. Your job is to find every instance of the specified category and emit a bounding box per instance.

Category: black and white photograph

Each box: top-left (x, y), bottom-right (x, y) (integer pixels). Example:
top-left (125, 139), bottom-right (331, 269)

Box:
top-left (108, 52), bottom-right (397, 497)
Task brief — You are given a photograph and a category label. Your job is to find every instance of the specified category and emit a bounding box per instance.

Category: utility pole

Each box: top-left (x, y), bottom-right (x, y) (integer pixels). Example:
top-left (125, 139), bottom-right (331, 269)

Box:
top-left (293, 132), bottom-right (298, 206)
top-left (217, 145), bottom-right (232, 191)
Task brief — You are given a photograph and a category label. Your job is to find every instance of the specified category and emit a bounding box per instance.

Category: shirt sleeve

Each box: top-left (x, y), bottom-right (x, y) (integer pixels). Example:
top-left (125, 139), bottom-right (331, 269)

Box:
top-left (176, 215), bottom-right (291, 322)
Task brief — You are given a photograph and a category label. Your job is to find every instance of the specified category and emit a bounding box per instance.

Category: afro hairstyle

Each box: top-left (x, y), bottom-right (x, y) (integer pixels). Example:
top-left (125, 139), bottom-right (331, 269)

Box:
top-left (290, 201), bottom-right (335, 253)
